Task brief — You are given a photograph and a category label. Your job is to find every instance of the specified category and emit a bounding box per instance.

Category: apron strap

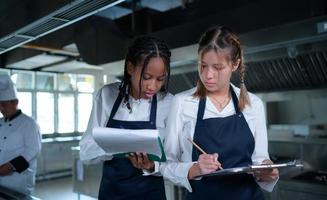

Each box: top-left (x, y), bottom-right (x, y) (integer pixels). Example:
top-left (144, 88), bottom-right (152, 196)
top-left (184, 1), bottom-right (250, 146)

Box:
top-left (230, 85), bottom-right (241, 114)
top-left (196, 97), bottom-right (206, 123)
top-left (108, 93), bottom-right (124, 121)
top-left (149, 94), bottom-right (157, 126)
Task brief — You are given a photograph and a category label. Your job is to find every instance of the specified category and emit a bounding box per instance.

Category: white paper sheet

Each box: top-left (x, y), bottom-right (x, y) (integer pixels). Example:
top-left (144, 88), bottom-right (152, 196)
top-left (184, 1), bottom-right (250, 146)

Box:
top-left (92, 127), bottom-right (162, 158)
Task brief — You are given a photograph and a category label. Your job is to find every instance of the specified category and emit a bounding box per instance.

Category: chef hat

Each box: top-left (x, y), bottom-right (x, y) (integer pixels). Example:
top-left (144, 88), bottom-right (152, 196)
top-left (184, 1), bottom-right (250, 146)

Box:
top-left (0, 74), bottom-right (18, 101)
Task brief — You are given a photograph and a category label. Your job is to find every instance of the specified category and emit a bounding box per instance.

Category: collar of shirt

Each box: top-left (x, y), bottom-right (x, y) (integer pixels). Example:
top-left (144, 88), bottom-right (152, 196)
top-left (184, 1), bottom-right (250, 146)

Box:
top-left (115, 96), bottom-right (152, 121)
top-left (181, 88), bottom-right (237, 119)
top-left (206, 96), bottom-right (234, 116)
top-left (4, 109), bottom-right (22, 122)
top-left (128, 96), bottom-right (152, 104)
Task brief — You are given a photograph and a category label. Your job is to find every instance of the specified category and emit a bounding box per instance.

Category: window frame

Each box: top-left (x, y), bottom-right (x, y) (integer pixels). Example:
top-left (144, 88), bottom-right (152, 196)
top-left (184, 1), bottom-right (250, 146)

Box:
top-left (3, 70), bottom-right (95, 138)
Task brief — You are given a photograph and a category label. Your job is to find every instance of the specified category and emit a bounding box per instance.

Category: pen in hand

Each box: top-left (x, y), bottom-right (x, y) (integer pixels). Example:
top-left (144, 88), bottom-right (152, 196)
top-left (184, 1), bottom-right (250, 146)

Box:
top-left (187, 138), bottom-right (223, 170)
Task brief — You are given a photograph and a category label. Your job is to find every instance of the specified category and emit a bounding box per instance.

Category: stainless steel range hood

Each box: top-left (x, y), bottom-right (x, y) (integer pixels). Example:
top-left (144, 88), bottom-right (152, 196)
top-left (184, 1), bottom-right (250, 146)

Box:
top-left (230, 49), bottom-right (327, 92)
top-left (167, 16), bottom-right (327, 94)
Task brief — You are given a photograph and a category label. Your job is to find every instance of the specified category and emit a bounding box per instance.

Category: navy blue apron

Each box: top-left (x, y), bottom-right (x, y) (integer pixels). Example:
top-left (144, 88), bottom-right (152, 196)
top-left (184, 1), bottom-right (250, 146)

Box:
top-left (186, 86), bottom-right (264, 200)
top-left (98, 94), bottom-right (166, 200)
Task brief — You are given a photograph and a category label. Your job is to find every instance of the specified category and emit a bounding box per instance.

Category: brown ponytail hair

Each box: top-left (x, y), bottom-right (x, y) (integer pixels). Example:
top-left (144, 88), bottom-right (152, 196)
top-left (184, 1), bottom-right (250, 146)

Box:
top-left (193, 26), bottom-right (250, 111)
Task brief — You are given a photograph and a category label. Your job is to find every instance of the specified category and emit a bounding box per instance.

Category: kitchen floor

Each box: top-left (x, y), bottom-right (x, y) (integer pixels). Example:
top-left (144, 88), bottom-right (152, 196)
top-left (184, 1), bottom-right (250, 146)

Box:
top-left (32, 176), bottom-right (96, 200)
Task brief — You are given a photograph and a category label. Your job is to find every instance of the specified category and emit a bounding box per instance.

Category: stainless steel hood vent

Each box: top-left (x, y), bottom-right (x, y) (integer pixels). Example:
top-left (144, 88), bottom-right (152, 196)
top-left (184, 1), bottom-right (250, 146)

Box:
top-left (168, 50), bottom-right (327, 94)
top-left (168, 71), bottom-right (198, 94)
top-left (231, 50), bottom-right (327, 92)
top-left (0, 0), bottom-right (126, 55)
top-left (167, 16), bottom-right (327, 94)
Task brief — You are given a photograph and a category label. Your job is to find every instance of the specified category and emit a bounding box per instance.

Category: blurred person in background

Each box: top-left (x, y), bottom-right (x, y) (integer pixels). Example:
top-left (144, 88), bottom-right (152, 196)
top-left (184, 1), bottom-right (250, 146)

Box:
top-left (0, 74), bottom-right (41, 195)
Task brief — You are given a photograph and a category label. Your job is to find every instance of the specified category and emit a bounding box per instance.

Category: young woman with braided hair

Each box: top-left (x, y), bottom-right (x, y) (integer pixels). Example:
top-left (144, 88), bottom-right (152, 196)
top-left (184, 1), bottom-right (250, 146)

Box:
top-left (80, 36), bottom-right (172, 200)
top-left (160, 26), bottom-right (278, 199)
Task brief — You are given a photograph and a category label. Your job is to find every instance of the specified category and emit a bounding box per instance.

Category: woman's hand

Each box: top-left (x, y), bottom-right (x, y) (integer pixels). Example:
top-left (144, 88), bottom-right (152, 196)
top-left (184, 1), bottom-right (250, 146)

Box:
top-left (127, 152), bottom-right (155, 172)
top-left (0, 163), bottom-right (14, 176)
top-left (188, 153), bottom-right (222, 179)
top-left (254, 159), bottom-right (279, 182)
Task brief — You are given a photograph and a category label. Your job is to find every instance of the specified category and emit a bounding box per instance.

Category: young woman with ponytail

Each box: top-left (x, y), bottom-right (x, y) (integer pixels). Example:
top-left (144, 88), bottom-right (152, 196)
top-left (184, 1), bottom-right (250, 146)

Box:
top-left (79, 36), bottom-right (172, 200)
top-left (160, 26), bottom-right (278, 199)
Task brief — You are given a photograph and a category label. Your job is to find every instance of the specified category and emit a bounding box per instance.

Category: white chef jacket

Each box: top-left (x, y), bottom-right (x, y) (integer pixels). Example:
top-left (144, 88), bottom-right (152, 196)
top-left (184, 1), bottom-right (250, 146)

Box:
top-left (160, 84), bottom-right (278, 192)
top-left (0, 111), bottom-right (41, 195)
top-left (79, 82), bottom-right (173, 174)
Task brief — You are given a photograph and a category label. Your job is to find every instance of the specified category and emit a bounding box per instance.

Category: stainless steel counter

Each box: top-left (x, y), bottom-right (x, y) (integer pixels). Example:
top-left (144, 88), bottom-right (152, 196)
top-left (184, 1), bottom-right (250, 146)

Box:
top-left (0, 186), bottom-right (40, 200)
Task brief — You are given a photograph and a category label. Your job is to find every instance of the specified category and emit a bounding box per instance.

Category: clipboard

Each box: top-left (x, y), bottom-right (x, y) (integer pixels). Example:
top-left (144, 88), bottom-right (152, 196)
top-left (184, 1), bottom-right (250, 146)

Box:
top-left (112, 138), bottom-right (166, 162)
top-left (193, 160), bottom-right (303, 179)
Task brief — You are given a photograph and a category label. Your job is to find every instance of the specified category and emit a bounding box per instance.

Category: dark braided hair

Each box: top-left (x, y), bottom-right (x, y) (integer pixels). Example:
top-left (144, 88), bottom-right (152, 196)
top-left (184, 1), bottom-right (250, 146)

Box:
top-left (119, 36), bottom-right (171, 112)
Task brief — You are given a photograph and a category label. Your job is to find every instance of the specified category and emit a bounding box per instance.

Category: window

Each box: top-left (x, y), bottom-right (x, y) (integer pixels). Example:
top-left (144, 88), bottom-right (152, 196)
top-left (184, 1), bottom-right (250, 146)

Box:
top-left (1, 71), bottom-right (31, 118)
top-left (2, 69), bottom-right (97, 136)
top-left (17, 92), bottom-right (32, 117)
top-left (78, 93), bottom-right (93, 132)
top-left (11, 71), bottom-right (34, 89)
top-left (0, 69), bottom-right (10, 75)
top-left (36, 72), bottom-right (55, 90)
top-left (58, 74), bottom-right (76, 91)
top-left (77, 74), bottom-right (94, 93)
top-left (58, 93), bottom-right (75, 133)
top-left (37, 92), bottom-right (54, 134)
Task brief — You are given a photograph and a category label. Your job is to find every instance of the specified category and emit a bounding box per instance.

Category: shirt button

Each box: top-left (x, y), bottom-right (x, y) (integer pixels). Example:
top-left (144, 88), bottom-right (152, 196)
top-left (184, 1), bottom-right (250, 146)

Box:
top-left (4, 137), bottom-right (6, 139)
top-left (9, 124), bottom-right (12, 126)
top-left (0, 149), bottom-right (1, 152)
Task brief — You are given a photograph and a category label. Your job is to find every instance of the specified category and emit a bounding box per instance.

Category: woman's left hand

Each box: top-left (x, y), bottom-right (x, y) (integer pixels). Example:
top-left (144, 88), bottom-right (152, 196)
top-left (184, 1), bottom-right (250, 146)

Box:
top-left (127, 152), bottom-right (155, 172)
top-left (254, 159), bottom-right (279, 182)
top-left (0, 163), bottom-right (14, 176)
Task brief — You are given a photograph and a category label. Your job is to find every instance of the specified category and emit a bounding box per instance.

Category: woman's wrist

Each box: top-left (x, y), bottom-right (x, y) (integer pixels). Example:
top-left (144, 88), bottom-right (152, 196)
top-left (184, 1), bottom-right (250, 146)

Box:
top-left (144, 162), bottom-right (155, 172)
top-left (188, 163), bottom-right (201, 179)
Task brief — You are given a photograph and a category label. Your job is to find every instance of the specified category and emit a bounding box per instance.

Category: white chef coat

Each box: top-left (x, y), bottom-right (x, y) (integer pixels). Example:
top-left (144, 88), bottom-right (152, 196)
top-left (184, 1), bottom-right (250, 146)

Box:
top-left (0, 111), bottom-right (41, 195)
top-left (79, 82), bottom-right (173, 174)
top-left (160, 84), bottom-right (278, 192)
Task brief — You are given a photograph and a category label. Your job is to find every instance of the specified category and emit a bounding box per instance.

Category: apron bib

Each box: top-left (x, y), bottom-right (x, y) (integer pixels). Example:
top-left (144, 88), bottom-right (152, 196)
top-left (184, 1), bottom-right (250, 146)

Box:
top-left (186, 86), bottom-right (263, 200)
top-left (98, 94), bottom-right (166, 200)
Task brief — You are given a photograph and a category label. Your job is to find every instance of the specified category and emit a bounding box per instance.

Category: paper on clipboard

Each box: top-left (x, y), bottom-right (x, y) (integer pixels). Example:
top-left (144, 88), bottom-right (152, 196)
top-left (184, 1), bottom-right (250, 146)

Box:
top-left (92, 127), bottom-right (166, 162)
top-left (193, 161), bottom-right (303, 179)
